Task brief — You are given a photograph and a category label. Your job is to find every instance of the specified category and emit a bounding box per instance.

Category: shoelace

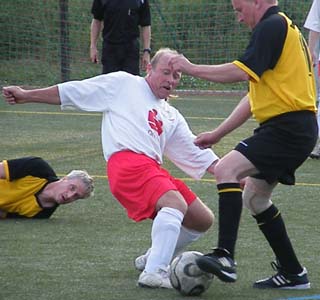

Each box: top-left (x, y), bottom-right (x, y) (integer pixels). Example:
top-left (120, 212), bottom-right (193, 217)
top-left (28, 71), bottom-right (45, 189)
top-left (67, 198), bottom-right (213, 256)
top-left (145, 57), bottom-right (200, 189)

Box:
top-left (158, 268), bottom-right (170, 278)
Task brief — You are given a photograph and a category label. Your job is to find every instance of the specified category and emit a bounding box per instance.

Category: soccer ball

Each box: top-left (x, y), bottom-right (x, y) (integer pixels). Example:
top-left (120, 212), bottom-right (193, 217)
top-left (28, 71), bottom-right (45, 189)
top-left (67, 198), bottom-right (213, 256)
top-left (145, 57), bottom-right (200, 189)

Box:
top-left (169, 251), bottom-right (214, 296)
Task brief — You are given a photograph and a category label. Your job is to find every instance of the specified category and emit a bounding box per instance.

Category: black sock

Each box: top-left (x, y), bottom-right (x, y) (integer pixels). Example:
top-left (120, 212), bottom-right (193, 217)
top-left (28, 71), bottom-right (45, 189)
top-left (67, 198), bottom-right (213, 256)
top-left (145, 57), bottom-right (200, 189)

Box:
top-left (217, 183), bottom-right (243, 259)
top-left (253, 204), bottom-right (303, 274)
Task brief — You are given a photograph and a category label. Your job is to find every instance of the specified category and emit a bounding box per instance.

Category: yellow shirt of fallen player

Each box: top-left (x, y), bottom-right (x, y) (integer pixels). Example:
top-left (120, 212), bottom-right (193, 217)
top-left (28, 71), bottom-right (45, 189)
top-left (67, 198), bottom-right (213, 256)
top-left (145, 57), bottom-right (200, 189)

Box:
top-left (0, 157), bottom-right (59, 218)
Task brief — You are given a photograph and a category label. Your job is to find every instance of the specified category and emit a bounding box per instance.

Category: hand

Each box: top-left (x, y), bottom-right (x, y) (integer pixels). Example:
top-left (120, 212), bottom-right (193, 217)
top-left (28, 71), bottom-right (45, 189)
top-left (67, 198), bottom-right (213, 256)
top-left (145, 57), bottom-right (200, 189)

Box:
top-left (194, 130), bottom-right (221, 149)
top-left (239, 177), bottom-right (247, 189)
top-left (90, 46), bottom-right (99, 64)
top-left (169, 54), bottom-right (193, 74)
top-left (312, 51), bottom-right (319, 68)
top-left (2, 86), bottom-right (26, 105)
top-left (141, 52), bottom-right (150, 71)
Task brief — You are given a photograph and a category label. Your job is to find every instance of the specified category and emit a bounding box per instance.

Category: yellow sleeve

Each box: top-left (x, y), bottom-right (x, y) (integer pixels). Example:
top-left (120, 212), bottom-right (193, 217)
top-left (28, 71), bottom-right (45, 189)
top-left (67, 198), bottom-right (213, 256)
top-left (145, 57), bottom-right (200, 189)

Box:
top-left (233, 60), bottom-right (259, 83)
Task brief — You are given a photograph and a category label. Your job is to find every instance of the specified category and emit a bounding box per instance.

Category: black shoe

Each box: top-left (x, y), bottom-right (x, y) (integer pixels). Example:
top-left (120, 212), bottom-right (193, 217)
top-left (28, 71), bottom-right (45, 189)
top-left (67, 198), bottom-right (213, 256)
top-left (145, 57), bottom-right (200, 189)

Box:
top-left (253, 261), bottom-right (310, 290)
top-left (196, 248), bottom-right (237, 283)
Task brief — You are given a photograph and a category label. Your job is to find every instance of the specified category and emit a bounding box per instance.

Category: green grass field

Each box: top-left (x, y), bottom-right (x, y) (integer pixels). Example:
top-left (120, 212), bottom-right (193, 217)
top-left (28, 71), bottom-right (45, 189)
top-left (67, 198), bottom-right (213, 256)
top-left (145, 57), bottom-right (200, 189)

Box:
top-left (0, 94), bottom-right (320, 300)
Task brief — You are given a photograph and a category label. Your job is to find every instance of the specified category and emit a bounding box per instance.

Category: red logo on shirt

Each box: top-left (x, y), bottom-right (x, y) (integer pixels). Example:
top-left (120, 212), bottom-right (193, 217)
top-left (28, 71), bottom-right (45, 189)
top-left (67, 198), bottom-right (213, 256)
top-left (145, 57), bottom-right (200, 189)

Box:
top-left (148, 109), bottom-right (163, 135)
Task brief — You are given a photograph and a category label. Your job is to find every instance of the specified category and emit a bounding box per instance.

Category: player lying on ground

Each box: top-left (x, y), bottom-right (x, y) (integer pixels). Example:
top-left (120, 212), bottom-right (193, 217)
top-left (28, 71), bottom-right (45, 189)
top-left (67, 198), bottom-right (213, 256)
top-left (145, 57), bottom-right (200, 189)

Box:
top-left (0, 156), bottom-right (94, 219)
top-left (2, 48), bottom-right (219, 289)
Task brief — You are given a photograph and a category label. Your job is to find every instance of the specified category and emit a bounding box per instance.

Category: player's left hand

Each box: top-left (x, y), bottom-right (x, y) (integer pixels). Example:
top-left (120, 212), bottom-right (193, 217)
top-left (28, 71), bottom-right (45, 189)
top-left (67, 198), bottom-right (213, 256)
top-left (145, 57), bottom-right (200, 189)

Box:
top-left (141, 52), bottom-right (150, 71)
top-left (194, 130), bottom-right (220, 149)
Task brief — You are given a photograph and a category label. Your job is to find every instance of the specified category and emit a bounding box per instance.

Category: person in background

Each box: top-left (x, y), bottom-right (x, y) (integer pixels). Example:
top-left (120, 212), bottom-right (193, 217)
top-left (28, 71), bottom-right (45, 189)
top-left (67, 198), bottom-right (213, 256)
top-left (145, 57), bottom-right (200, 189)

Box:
top-left (304, 0), bottom-right (320, 159)
top-left (90, 0), bottom-right (151, 75)
top-left (2, 48), bottom-right (219, 289)
top-left (169, 0), bottom-right (317, 290)
top-left (0, 156), bottom-right (94, 219)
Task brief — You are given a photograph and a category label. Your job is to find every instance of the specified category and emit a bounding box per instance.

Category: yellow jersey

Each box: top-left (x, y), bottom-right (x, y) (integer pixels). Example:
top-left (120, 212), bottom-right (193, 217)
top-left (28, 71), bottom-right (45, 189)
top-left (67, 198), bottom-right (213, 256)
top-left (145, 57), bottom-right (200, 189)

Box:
top-left (0, 157), bottom-right (59, 218)
top-left (233, 7), bottom-right (316, 123)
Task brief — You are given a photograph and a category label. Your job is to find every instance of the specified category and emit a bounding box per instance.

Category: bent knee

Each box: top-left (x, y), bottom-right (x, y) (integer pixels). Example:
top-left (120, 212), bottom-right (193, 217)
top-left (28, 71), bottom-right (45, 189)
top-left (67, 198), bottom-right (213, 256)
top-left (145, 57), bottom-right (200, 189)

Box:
top-left (196, 210), bottom-right (214, 231)
top-left (214, 160), bottom-right (240, 182)
top-left (156, 190), bottom-right (188, 215)
top-left (183, 199), bottom-right (214, 232)
top-left (243, 185), bottom-right (272, 215)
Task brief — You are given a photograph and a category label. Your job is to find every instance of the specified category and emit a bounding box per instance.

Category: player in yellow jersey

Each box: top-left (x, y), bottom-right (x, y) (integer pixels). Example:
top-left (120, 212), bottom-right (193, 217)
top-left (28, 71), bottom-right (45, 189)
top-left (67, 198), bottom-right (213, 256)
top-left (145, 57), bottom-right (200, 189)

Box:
top-left (0, 157), bottom-right (94, 219)
top-left (169, 0), bottom-right (317, 290)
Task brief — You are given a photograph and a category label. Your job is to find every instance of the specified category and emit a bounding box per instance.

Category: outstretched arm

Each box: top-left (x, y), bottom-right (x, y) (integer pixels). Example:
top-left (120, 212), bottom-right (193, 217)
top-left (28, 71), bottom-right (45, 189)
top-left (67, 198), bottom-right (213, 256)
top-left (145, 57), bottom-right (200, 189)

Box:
top-left (2, 86), bottom-right (61, 105)
top-left (194, 95), bottom-right (252, 149)
top-left (169, 54), bottom-right (249, 83)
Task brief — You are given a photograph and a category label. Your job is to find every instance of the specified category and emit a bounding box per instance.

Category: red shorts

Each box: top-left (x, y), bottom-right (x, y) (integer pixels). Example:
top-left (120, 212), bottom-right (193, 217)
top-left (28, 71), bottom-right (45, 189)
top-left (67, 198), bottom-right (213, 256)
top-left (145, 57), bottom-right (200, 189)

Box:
top-left (107, 151), bottom-right (197, 221)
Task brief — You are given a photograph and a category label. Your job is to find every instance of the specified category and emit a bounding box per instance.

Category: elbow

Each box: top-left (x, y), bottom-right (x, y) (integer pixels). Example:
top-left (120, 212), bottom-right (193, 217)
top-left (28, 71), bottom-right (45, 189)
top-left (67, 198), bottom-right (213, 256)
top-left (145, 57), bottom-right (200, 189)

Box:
top-left (232, 65), bottom-right (250, 81)
top-left (239, 72), bottom-right (250, 81)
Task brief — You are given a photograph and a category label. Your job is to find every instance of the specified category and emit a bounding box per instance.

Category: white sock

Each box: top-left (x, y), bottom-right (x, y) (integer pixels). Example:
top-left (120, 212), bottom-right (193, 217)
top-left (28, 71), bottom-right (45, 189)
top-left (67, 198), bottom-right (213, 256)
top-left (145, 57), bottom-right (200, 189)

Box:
top-left (141, 227), bottom-right (203, 267)
top-left (144, 207), bottom-right (184, 273)
top-left (173, 226), bottom-right (203, 257)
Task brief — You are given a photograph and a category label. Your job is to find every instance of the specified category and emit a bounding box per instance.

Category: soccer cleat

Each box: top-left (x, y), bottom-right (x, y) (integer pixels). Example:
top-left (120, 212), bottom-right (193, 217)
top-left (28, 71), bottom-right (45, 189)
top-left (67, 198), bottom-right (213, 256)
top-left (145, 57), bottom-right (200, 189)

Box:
top-left (310, 140), bottom-right (320, 159)
top-left (134, 248), bottom-right (179, 272)
top-left (138, 269), bottom-right (173, 289)
top-left (196, 248), bottom-right (237, 283)
top-left (134, 249), bottom-right (150, 271)
top-left (253, 261), bottom-right (310, 290)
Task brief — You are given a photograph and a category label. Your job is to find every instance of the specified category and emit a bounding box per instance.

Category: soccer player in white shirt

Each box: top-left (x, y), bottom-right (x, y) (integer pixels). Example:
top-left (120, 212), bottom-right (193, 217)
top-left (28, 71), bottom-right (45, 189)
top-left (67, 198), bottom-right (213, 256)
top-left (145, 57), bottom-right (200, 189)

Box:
top-left (3, 48), bottom-right (219, 289)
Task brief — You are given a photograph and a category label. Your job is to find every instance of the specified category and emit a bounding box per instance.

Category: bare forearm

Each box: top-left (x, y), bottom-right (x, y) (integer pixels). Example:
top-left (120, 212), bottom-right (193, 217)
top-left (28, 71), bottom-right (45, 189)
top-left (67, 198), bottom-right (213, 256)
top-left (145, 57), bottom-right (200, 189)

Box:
top-left (308, 30), bottom-right (320, 64)
top-left (23, 86), bottom-right (61, 104)
top-left (0, 162), bottom-right (4, 179)
top-left (184, 62), bottom-right (249, 83)
top-left (90, 19), bottom-right (102, 63)
top-left (90, 19), bottom-right (102, 48)
top-left (194, 95), bottom-right (252, 149)
top-left (141, 25), bottom-right (151, 49)
top-left (215, 95), bottom-right (252, 137)
top-left (2, 85), bottom-right (61, 105)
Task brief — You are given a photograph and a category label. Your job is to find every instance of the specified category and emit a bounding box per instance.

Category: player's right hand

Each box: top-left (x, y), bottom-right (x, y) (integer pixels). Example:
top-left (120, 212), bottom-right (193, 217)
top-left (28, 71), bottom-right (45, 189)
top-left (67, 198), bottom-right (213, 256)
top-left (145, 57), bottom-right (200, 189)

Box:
top-left (169, 54), bottom-right (193, 75)
top-left (2, 86), bottom-right (25, 105)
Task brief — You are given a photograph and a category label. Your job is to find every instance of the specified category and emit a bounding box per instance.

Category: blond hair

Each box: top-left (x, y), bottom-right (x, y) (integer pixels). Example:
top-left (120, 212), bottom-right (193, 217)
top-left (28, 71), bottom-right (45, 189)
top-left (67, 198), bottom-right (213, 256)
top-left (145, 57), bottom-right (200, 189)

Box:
top-left (66, 170), bottom-right (94, 198)
top-left (150, 48), bottom-right (179, 69)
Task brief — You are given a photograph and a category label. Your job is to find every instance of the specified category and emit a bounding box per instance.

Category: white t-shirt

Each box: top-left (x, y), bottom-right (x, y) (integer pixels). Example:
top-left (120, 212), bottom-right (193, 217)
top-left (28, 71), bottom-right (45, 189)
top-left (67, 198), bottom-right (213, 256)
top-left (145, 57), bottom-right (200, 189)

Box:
top-left (304, 0), bottom-right (320, 32)
top-left (58, 72), bottom-right (218, 180)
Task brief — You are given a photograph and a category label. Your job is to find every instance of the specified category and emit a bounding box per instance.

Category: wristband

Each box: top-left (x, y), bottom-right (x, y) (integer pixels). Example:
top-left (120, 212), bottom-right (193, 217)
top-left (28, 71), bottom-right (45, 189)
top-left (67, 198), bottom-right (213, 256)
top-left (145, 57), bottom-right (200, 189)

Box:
top-left (143, 48), bottom-right (151, 54)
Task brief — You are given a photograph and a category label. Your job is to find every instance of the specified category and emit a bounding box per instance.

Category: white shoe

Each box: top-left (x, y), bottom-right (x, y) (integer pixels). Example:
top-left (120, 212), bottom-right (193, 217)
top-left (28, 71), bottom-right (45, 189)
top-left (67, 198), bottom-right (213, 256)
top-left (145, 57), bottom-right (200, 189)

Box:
top-left (134, 249), bottom-right (150, 271)
top-left (134, 249), bottom-right (180, 271)
top-left (138, 269), bottom-right (173, 289)
top-left (310, 140), bottom-right (320, 159)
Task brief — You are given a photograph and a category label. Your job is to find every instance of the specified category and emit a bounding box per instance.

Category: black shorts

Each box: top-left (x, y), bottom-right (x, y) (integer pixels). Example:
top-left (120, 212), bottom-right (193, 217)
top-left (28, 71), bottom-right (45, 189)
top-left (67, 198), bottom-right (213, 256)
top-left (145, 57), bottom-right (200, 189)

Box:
top-left (235, 111), bottom-right (318, 185)
top-left (102, 38), bottom-right (140, 75)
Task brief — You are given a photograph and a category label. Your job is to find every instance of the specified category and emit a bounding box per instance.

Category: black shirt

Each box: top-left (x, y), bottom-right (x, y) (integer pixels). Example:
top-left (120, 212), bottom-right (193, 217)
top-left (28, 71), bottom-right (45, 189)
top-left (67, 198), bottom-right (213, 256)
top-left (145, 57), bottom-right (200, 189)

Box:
top-left (238, 6), bottom-right (287, 77)
top-left (91, 0), bottom-right (151, 44)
